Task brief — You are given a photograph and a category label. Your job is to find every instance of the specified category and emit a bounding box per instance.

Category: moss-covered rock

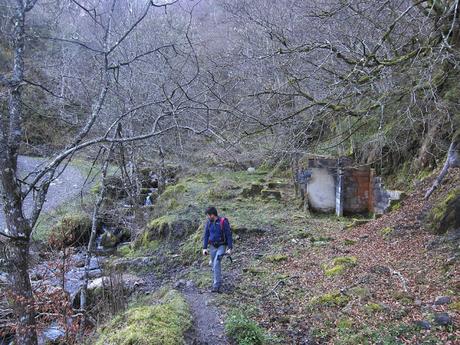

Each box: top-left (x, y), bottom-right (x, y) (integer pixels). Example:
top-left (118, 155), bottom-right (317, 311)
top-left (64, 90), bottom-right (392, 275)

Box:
top-left (100, 231), bottom-right (120, 249)
top-left (425, 188), bottom-right (460, 234)
top-left (260, 189), bottom-right (281, 200)
top-left (310, 291), bottom-right (350, 307)
top-left (95, 289), bottom-right (192, 345)
top-left (104, 175), bottom-right (127, 200)
top-left (241, 183), bottom-right (263, 197)
top-left (146, 215), bottom-right (198, 240)
top-left (161, 183), bottom-right (188, 200)
top-left (48, 213), bottom-right (92, 248)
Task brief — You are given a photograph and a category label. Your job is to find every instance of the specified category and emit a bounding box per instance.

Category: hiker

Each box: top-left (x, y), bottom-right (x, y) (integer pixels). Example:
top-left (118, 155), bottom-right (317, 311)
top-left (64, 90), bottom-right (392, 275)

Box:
top-left (202, 207), bottom-right (233, 293)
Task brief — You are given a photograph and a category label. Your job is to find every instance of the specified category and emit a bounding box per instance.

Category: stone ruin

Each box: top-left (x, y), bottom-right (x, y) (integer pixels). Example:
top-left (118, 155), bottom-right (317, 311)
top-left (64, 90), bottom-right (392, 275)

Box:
top-left (295, 156), bottom-right (403, 216)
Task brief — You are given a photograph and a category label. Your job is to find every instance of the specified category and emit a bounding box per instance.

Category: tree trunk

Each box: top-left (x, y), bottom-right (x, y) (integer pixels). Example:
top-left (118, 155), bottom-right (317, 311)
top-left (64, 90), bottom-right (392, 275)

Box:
top-left (6, 240), bottom-right (37, 345)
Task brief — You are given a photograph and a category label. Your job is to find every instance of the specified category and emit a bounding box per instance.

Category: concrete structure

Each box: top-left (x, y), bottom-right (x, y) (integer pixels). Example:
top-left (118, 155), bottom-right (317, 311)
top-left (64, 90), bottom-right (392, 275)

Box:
top-left (296, 156), bottom-right (401, 216)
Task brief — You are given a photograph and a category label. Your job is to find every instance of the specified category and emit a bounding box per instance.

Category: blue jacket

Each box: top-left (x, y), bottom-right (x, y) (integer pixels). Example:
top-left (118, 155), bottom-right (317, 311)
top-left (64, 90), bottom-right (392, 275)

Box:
top-left (203, 217), bottom-right (233, 249)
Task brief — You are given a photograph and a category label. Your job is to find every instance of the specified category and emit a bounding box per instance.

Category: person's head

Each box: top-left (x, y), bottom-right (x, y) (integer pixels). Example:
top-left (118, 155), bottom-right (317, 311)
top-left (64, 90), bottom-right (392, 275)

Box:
top-left (205, 206), bottom-right (218, 221)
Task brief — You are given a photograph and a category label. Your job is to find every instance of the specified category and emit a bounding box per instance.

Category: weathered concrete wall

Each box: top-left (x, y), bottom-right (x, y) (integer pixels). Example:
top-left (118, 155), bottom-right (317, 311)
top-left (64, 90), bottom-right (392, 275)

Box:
top-left (307, 167), bottom-right (336, 212)
top-left (373, 177), bottom-right (404, 215)
top-left (296, 156), bottom-right (401, 216)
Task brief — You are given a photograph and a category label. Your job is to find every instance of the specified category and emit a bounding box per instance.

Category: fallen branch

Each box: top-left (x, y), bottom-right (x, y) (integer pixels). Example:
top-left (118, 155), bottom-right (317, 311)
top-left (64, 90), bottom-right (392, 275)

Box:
top-left (389, 268), bottom-right (408, 292)
top-left (263, 280), bottom-right (287, 300)
top-left (425, 131), bottom-right (460, 199)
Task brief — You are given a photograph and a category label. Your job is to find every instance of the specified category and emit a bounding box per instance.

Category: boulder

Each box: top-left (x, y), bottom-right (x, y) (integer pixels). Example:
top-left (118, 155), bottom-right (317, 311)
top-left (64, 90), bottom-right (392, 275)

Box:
top-left (104, 175), bottom-right (127, 200)
top-left (425, 188), bottom-right (460, 234)
top-left (100, 231), bottom-right (119, 249)
top-left (48, 213), bottom-right (92, 248)
top-left (241, 183), bottom-right (263, 197)
top-left (434, 296), bottom-right (452, 305)
top-left (146, 216), bottom-right (199, 240)
top-left (261, 189), bottom-right (282, 200)
top-left (433, 312), bottom-right (452, 326)
top-left (414, 320), bottom-right (431, 330)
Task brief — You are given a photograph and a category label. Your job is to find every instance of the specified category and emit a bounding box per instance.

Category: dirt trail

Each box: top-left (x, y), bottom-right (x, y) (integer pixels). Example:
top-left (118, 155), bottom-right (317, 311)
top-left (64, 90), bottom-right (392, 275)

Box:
top-left (0, 156), bottom-right (86, 228)
top-left (183, 286), bottom-right (230, 345)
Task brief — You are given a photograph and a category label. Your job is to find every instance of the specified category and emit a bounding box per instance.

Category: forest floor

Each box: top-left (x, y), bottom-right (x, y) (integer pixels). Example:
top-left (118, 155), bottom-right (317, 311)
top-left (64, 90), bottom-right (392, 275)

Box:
top-left (101, 166), bottom-right (459, 344)
top-left (155, 166), bottom-right (460, 344)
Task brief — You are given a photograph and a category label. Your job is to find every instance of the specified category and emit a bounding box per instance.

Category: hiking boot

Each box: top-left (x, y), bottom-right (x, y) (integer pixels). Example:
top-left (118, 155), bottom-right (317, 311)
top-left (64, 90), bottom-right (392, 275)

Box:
top-left (210, 286), bottom-right (221, 293)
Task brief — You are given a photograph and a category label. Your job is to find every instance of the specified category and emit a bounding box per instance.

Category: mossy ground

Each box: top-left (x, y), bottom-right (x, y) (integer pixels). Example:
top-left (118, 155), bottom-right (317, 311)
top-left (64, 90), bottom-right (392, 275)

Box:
top-left (98, 166), bottom-right (459, 344)
top-left (94, 289), bottom-right (192, 345)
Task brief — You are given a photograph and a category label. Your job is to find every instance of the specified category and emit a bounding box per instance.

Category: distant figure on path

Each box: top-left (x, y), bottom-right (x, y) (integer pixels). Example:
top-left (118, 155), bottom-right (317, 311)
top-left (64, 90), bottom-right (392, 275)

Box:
top-left (202, 207), bottom-right (233, 293)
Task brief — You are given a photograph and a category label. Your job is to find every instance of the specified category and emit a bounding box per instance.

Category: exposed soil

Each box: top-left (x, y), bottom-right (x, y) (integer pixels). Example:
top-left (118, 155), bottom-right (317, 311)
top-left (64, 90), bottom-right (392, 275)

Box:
top-left (183, 286), bottom-right (231, 345)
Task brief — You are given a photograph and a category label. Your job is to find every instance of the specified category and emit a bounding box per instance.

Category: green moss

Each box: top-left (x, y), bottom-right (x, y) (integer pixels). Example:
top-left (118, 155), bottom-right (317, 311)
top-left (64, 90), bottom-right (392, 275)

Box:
top-left (426, 188), bottom-right (460, 234)
top-left (147, 214), bottom-right (177, 238)
top-left (95, 290), bottom-right (192, 345)
top-left (348, 287), bottom-right (371, 300)
top-left (265, 254), bottom-right (288, 263)
top-left (343, 239), bottom-right (357, 246)
top-left (448, 301), bottom-right (460, 311)
top-left (184, 268), bottom-right (213, 288)
top-left (260, 189), bottom-right (282, 200)
top-left (363, 302), bottom-right (384, 313)
top-left (333, 256), bottom-right (357, 266)
top-left (180, 226), bottom-right (203, 264)
top-left (380, 226), bottom-right (393, 237)
top-left (310, 236), bottom-right (334, 243)
top-left (322, 256), bottom-right (357, 277)
top-left (48, 212), bottom-right (92, 247)
top-left (310, 291), bottom-right (351, 307)
top-left (391, 291), bottom-right (414, 305)
top-left (324, 265), bottom-right (346, 276)
top-left (337, 317), bottom-right (354, 330)
top-left (225, 310), bottom-right (267, 345)
top-left (390, 201), bottom-right (401, 211)
top-left (161, 182), bottom-right (187, 199)
top-left (244, 267), bottom-right (266, 276)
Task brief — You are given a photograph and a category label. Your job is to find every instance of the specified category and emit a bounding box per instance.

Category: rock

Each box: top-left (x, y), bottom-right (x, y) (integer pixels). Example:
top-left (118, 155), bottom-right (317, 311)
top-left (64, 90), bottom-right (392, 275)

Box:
top-left (174, 279), bottom-right (186, 289)
top-left (261, 189), bottom-right (281, 200)
top-left (146, 216), bottom-right (199, 240)
top-left (433, 312), bottom-right (452, 326)
top-left (425, 188), bottom-right (460, 234)
top-left (74, 259), bottom-right (85, 268)
top-left (88, 277), bottom-right (110, 290)
top-left (241, 183), bottom-right (263, 197)
top-left (247, 167), bottom-right (256, 174)
top-left (434, 296), bottom-right (452, 305)
top-left (415, 299), bottom-right (422, 306)
top-left (111, 256), bottom-right (156, 271)
top-left (100, 231), bottom-right (120, 249)
top-left (48, 213), bottom-right (92, 248)
top-left (414, 320), bottom-right (431, 330)
top-left (0, 272), bottom-right (8, 284)
top-left (104, 175), bottom-right (127, 200)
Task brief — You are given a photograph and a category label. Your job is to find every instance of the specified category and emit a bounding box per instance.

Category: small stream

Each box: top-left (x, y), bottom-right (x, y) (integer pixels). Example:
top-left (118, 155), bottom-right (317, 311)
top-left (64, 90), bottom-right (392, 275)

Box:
top-left (1, 226), bottom-right (128, 345)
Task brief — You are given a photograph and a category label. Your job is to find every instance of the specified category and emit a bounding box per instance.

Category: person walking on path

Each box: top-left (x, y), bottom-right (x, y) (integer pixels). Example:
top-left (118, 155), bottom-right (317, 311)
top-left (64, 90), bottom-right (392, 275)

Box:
top-left (202, 207), bottom-right (233, 293)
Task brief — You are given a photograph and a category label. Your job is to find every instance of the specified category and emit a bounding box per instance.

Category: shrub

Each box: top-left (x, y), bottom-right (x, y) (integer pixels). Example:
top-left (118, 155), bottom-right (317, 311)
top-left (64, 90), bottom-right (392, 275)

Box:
top-left (225, 310), bottom-right (266, 345)
top-left (48, 213), bottom-right (92, 248)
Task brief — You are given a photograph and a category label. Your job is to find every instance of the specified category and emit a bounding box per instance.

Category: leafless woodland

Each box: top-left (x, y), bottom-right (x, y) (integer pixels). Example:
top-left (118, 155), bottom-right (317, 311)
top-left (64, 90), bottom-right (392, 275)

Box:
top-left (0, 0), bottom-right (459, 343)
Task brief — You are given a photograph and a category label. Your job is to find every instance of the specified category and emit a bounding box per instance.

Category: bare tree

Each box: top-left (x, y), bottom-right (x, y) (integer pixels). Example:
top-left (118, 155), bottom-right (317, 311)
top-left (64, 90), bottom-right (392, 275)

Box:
top-left (0, 0), bottom-right (211, 343)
